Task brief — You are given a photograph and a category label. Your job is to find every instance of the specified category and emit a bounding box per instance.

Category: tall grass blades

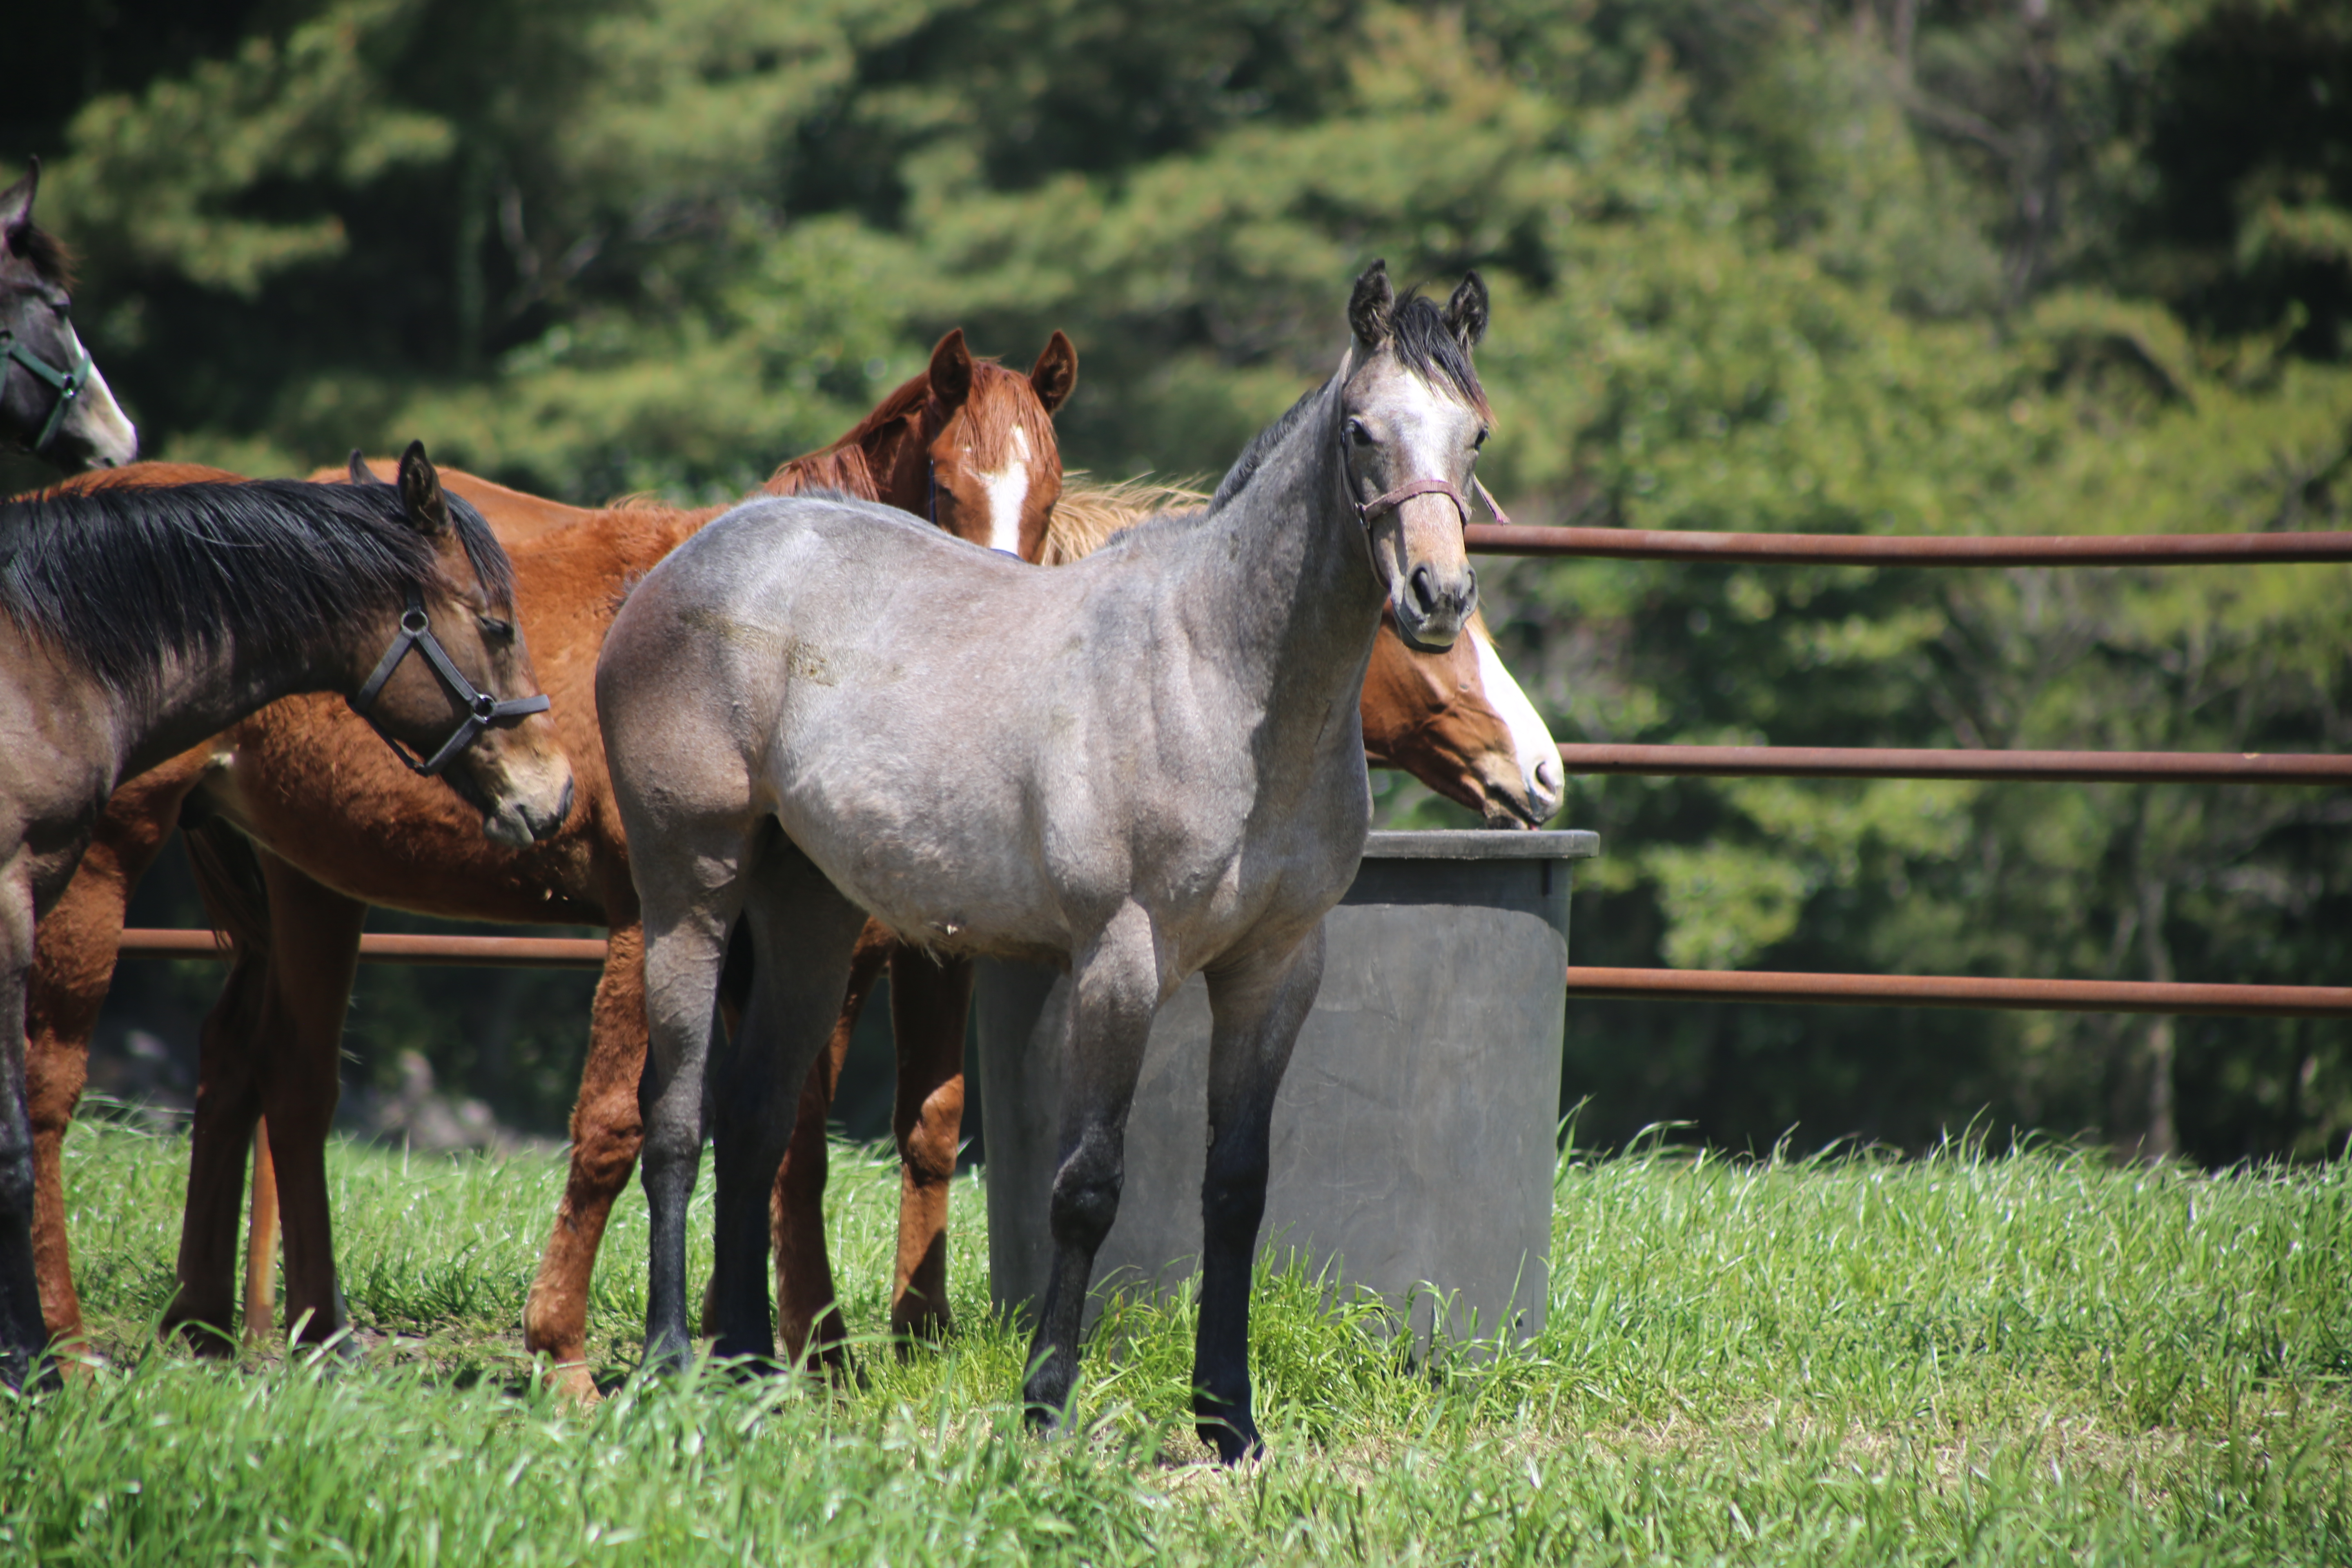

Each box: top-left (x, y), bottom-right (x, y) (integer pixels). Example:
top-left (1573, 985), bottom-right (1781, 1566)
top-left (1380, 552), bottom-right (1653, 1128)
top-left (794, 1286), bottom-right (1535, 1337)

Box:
top-left (5, 1126), bottom-right (2348, 1564)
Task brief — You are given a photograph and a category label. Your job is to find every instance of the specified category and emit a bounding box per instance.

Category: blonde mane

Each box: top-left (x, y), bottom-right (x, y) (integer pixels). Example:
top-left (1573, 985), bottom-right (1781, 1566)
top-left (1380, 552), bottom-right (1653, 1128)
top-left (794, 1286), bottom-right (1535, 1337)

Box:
top-left (1040, 474), bottom-right (1211, 566)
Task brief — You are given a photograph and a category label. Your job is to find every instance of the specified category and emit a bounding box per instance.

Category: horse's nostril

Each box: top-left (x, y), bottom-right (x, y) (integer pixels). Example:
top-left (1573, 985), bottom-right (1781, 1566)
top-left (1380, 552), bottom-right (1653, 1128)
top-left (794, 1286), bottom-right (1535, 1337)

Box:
top-left (1410, 565), bottom-right (1438, 615)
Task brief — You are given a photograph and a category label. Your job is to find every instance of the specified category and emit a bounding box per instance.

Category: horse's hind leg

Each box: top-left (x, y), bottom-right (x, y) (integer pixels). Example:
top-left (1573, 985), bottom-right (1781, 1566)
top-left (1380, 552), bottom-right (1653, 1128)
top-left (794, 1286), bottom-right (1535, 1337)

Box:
top-left (771, 918), bottom-right (893, 1370)
top-left (886, 945), bottom-right (970, 1346)
top-left (526, 912), bottom-right (647, 1401)
top-left (706, 842), bottom-right (866, 1366)
top-left (1192, 928), bottom-right (1325, 1463)
top-left (1024, 905), bottom-right (1163, 1432)
top-left (633, 824), bottom-right (759, 1373)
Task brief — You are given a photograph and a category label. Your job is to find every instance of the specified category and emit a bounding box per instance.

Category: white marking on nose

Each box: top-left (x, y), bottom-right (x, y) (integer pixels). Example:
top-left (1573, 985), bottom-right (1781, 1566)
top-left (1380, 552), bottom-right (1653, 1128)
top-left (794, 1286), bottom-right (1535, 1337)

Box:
top-left (61, 325), bottom-right (138, 466)
top-left (1471, 621), bottom-right (1562, 821)
top-left (980, 425), bottom-right (1031, 556)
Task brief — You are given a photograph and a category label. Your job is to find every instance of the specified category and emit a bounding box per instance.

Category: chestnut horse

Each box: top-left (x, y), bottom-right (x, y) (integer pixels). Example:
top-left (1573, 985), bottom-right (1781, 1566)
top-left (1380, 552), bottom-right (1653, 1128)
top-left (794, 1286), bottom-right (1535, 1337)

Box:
top-left (23, 331), bottom-right (1079, 1361)
top-left (0, 160), bottom-right (137, 477)
top-left (0, 446), bottom-right (568, 1386)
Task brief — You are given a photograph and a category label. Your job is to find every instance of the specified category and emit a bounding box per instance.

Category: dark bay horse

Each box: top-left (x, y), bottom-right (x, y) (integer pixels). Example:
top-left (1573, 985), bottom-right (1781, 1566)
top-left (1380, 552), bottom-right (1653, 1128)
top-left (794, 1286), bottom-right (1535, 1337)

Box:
top-left (20, 332), bottom-right (1079, 1362)
top-left (0, 446), bottom-right (569, 1387)
top-left (0, 161), bottom-right (137, 479)
top-left (595, 262), bottom-right (1490, 1459)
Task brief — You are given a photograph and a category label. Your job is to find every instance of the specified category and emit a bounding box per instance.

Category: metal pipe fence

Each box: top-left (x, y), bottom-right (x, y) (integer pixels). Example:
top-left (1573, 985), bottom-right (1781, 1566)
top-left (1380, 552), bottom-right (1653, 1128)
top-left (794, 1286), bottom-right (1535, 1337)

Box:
top-left (108, 519), bottom-right (2350, 1020)
top-left (1554, 743), bottom-right (2352, 785)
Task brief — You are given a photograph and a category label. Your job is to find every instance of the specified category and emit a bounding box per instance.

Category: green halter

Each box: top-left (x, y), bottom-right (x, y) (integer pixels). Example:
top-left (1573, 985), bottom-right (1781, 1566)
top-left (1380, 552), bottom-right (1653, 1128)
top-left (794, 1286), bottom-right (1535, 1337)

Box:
top-left (0, 323), bottom-right (91, 455)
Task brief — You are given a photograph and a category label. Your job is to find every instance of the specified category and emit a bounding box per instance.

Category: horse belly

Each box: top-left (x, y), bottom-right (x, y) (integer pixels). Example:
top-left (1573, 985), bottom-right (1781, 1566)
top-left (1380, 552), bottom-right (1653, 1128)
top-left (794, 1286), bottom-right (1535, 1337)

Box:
top-left (770, 747), bottom-right (1059, 960)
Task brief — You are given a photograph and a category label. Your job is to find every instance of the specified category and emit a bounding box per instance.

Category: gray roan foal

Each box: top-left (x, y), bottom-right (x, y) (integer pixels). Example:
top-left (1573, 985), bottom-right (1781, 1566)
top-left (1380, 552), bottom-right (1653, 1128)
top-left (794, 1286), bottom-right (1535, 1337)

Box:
top-left (597, 262), bottom-right (1492, 1461)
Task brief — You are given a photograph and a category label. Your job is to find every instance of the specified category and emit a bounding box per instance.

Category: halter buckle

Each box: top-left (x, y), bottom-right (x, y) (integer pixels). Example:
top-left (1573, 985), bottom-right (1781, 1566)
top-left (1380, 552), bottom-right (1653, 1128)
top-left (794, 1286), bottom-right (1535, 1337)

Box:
top-left (350, 587), bottom-right (551, 777)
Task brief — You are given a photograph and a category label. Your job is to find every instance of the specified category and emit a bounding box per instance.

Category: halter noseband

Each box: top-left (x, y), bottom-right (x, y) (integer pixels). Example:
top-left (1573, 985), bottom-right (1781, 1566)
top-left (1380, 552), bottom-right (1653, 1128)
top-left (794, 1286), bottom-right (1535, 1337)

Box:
top-left (0, 324), bottom-right (91, 456)
top-left (1353, 474), bottom-right (1514, 532)
top-left (349, 586), bottom-right (551, 776)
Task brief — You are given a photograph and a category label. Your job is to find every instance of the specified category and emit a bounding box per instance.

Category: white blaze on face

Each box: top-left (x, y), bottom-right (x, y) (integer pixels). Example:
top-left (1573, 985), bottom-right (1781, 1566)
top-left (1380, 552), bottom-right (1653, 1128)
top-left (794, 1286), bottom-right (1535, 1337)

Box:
top-left (979, 423), bottom-right (1032, 556)
top-left (1470, 620), bottom-right (1564, 822)
top-left (59, 322), bottom-right (138, 467)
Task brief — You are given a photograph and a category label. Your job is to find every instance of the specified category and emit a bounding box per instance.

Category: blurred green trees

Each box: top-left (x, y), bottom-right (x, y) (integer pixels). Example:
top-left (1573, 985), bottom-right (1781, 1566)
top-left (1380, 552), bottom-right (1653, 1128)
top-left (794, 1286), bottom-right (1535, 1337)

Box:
top-left (12, 0), bottom-right (2347, 1160)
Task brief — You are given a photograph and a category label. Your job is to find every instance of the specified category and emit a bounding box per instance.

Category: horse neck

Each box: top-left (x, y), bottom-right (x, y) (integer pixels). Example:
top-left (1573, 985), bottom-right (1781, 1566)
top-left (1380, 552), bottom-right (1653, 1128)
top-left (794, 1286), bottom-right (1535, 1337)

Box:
top-left (111, 622), bottom-right (374, 779)
top-left (864, 411), bottom-right (933, 514)
top-left (1179, 377), bottom-right (1383, 746)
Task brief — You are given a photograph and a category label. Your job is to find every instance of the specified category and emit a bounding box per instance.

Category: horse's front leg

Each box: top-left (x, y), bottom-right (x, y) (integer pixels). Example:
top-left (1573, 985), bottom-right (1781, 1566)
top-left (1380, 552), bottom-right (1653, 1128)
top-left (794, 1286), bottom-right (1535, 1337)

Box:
top-left (1194, 924), bottom-right (1325, 1463)
top-left (887, 944), bottom-right (970, 1345)
top-left (706, 848), bottom-right (866, 1366)
top-left (1024, 904), bottom-right (1162, 1432)
top-left (0, 864), bottom-right (45, 1391)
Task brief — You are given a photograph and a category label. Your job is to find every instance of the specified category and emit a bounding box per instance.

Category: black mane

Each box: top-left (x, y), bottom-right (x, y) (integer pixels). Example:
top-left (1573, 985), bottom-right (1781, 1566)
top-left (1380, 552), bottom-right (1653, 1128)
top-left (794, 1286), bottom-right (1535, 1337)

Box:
top-left (1388, 288), bottom-right (1490, 417)
top-left (0, 478), bottom-right (512, 695)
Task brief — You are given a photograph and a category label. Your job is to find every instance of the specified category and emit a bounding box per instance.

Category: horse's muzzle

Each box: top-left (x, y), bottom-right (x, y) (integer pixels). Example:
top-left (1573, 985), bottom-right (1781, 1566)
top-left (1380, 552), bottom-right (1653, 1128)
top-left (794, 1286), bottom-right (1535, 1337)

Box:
top-left (486, 775), bottom-right (574, 848)
top-left (1394, 561), bottom-right (1477, 651)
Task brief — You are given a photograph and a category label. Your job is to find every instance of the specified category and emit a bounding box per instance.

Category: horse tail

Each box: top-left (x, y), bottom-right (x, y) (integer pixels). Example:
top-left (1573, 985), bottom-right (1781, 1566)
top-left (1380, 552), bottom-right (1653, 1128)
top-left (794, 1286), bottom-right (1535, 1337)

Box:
top-left (184, 816), bottom-right (271, 960)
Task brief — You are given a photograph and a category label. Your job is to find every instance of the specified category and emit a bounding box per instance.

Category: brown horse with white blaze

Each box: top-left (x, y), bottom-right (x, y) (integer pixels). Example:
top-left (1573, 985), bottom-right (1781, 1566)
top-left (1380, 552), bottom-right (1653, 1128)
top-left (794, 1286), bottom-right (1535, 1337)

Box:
top-left (0, 445), bottom-right (567, 1387)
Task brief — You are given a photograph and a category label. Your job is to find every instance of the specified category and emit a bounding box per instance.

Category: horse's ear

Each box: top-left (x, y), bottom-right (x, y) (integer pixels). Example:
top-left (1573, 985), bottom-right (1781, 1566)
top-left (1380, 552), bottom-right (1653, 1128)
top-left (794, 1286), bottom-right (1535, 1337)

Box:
top-left (1443, 272), bottom-right (1489, 351)
top-left (0, 158), bottom-right (36, 246)
top-left (1349, 258), bottom-right (1394, 354)
top-left (395, 440), bottom-right (453, 537)
top-left (929, 328), bottom-right (974, 411)
top-left (347, 449), bottom-right (383, 487)
top-left (1030, 330), bottom-right (1078, 415)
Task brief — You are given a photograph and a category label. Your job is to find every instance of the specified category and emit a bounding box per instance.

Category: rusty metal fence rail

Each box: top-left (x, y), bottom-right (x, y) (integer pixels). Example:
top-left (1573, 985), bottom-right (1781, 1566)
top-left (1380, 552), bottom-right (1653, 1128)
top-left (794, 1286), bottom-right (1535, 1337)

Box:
top-left (113, 521), bottom-right (2351, 1019)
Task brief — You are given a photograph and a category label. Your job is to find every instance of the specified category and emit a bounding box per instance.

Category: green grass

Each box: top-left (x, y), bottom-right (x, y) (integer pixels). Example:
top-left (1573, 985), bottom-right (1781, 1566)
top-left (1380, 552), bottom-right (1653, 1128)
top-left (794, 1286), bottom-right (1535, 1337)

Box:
top-left (7, 1123), bottom-right (2351, 1564)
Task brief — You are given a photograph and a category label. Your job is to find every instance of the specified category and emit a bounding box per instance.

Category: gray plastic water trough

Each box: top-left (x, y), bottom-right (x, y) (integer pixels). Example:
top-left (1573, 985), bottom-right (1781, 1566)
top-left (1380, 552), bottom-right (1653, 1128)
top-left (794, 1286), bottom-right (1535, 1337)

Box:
top-left (975, 827), bottom-right (1600, 1351)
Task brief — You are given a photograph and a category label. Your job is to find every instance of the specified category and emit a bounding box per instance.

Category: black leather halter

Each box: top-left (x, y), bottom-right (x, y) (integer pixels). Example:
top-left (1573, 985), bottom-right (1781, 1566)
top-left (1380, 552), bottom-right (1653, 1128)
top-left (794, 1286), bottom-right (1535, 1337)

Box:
top-left (349, 587), bottom-right (550, 776)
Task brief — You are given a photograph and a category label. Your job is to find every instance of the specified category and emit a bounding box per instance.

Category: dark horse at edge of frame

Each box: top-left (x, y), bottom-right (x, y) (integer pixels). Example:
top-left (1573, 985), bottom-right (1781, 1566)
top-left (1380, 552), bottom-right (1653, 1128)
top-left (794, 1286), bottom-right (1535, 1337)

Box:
top-left (594, 260), bottom-right (1492, 1460)
top-left (0, 445), bottom-right (573, 1387)
top-left (0, 160), bottom-right (137, 490)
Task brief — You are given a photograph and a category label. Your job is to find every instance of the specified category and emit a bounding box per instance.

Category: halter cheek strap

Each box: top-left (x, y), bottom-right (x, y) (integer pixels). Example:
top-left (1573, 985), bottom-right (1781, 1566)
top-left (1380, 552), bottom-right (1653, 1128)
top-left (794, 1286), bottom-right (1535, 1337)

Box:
top-left (350, 587), bottom-right (552, 776)
top-left (0, 327), bottom-right (91, 455)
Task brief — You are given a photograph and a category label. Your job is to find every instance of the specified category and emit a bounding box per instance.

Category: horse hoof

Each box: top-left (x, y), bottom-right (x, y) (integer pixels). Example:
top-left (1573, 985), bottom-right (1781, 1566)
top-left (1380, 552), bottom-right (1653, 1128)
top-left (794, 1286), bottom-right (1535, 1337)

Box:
top-left (543, 1360), bottom-right (603, 1405)
top-left (1198, 1415), bottom-right (1265, 1467)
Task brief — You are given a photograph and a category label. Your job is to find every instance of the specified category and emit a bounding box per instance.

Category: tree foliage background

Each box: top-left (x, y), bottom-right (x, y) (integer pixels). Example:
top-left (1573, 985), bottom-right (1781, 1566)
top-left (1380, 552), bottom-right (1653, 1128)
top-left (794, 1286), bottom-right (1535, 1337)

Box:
top-left (11, 0), bottom-right (2349, 1162)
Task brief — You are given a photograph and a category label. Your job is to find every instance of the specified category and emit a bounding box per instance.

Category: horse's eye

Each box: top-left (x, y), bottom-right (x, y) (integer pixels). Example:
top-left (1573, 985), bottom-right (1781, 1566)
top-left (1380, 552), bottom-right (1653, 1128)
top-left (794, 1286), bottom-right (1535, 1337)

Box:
top-left (478, 616), bottom-right (514, 644)
top-left (1473, 428), bottom-right (1489, 450)
top-left (1346, 419), bottom-right (1373, 447)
